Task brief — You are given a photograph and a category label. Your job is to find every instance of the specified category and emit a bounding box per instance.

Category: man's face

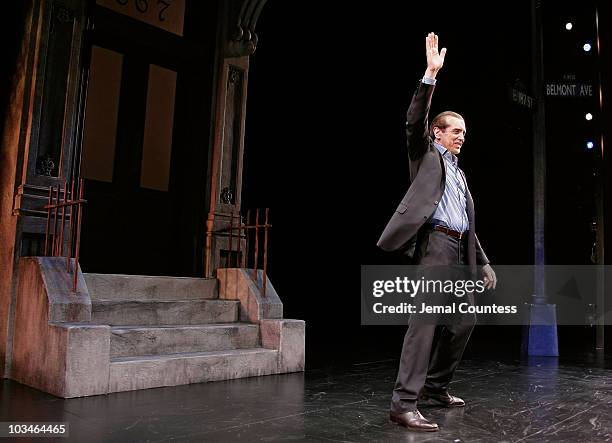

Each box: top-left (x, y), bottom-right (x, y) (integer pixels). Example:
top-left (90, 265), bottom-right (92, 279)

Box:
top-left (433, 117), bottom-right (466, 155)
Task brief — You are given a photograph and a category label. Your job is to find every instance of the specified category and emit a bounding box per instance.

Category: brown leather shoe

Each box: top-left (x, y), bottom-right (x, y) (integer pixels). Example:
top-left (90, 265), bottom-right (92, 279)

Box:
top-left (389, 410), bottom-right (439, 432)
top-left (419, 391), bottom-right (465, 407)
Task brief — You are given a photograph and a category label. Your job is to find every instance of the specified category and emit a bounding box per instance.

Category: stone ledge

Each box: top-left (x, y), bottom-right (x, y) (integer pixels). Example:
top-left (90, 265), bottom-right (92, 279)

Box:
top-left (53, 323), bottom-right (111, 398)
top-left (85, 273), bottom-right (218, 301)
top-left (110, 323), bottom-right (259, 358)
top-left (260, 319), bottom-right (305, 373)
top-left (91, 299), bottom-right (239, 326)
top-left (10, 256), bottom-right (109, 398)
top-left (108, 347), bottom-right (279, 392)
top-left (36, 257), bottom-right (90, 322)
top-left (217, 268), bottom-right (282, 321)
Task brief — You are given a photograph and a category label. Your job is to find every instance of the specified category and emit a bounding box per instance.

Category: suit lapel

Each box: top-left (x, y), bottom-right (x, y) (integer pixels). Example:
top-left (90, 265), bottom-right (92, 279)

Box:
top-left (436, 145), bottom-right (447, 187)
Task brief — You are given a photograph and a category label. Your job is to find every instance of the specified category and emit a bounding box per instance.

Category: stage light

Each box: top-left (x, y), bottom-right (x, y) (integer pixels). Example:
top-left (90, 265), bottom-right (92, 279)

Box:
top-left (583, 43), bottom-right (592, 52)
top-left (586, 141), bottom-right (594, 150)
top-left (585, 113), bottom-right (593, 120)
top-left (565, 22), bottom-right (573, 30)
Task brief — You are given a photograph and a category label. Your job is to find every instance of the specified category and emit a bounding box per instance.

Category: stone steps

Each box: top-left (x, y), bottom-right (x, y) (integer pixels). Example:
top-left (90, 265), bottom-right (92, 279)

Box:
top-left (85, 273), bottom-right (218, 301)
top-left (91, 300), bottom-right (239, 326)
top-left (110, 323), bottom-right (259, 358)
top-left (108, 347), bottom-right (279, 393)
top-left (14, 262), bottom-right (304, 398)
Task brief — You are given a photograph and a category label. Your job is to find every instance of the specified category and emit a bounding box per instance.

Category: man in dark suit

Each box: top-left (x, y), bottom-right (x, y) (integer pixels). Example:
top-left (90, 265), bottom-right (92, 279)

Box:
top-left (378, 32), bottom-right (496, 432)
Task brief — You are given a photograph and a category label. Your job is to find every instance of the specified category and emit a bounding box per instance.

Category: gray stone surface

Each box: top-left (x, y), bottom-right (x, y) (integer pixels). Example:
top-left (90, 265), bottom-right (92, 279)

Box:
top-left (217, 268), bottom-right (283, 322)
top-left (10, 258), bottom-right (109, 398)
top-left (108, 348), bottom-right (279, 392)
top-left (91, 300), bottom-right (239, 326)
top-left (39, 257), bottom-right (91, 322)
top-left (261, 319), bottom-right (306, 373)
top-left (58, 323), bottom-right (111, 398)
top-left (11, 260), bottom-right (306, 398)
top-left (85, 273), bottom-right (218, 301)
top-left (110, 323), bottom-right (259, 358)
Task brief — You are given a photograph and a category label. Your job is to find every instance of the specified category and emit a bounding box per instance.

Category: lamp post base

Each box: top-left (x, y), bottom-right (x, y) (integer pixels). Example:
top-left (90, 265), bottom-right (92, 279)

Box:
top-left (521, 303), bottom-right (559, 356)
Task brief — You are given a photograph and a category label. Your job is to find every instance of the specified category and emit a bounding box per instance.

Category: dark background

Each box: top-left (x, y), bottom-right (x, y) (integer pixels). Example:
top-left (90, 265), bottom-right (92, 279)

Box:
top-left (242, 0), bottom-right (611, 367)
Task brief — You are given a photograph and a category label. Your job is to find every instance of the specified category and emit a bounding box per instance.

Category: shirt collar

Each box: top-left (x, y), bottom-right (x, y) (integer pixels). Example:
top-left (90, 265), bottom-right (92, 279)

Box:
top-left (434, 141), bottom-right (458, 165)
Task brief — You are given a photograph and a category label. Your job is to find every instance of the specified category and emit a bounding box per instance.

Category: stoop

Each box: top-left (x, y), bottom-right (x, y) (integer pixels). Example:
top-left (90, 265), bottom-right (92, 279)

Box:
top-left (9, 258), bottom-right (305, 397)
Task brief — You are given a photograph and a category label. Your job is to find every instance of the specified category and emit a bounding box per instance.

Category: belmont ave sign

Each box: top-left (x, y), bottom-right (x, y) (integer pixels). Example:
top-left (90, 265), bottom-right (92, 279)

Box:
top-left (546, 82), bottom-right (593, 97)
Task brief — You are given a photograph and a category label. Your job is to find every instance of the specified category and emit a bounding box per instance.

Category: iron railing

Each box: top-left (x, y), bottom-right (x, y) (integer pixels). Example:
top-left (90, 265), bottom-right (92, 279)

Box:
top-left (208, 208), bottom-right (272, 296)
top-left (43, 179), bottom-right (86, 292)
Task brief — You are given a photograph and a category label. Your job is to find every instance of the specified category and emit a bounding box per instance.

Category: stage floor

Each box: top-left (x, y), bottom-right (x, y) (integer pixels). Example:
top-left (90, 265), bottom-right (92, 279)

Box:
top-left (2, 353), bottom-right (612, 442)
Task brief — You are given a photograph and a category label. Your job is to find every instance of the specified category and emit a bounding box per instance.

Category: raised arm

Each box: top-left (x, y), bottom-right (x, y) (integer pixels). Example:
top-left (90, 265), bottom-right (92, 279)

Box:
top-left (406, 33), bottom-right (447, 160)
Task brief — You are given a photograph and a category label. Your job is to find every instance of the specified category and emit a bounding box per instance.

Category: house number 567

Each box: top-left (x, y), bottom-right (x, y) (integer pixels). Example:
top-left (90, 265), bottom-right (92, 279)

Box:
top-left (114, 0), bottom-right (171, 21)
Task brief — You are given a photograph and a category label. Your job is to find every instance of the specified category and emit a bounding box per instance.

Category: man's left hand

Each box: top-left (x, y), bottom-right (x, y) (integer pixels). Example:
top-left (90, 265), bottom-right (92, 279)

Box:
top-left (482, 264), bottom-right (497, 290)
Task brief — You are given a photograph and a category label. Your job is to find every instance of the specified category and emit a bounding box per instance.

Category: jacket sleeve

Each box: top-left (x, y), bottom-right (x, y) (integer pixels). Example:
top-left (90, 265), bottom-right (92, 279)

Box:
top-left (475, 233), bottom-right (490, 265)
top-left (406, 80), bottom-right (436, 160)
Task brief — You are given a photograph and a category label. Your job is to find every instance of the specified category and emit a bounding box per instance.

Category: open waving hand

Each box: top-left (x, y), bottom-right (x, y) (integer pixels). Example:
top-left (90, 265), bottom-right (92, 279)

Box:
top-left (424, 32), bottom-right (447, 79)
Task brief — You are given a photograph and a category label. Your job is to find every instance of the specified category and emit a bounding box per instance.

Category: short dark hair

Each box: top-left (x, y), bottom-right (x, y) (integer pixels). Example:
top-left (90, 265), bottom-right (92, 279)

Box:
top-left (430, 111), bottom-right (464, 137)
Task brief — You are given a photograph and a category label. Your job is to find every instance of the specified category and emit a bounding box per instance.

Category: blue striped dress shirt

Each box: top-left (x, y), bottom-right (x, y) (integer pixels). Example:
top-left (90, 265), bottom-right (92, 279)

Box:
top-left (431, 142), bottom-right (469, 232)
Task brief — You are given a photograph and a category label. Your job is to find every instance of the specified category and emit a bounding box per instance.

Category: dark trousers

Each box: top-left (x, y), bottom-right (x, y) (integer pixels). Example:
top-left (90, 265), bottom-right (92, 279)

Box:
top-left (390, 227), bottom-right (475, 413)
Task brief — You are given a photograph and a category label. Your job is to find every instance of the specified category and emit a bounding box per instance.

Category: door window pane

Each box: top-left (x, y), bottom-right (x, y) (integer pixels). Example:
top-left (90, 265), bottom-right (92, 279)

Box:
top-left (140, 64), bottom-right (177, 191)
top-left (81, 46), bottom-right (123, 183)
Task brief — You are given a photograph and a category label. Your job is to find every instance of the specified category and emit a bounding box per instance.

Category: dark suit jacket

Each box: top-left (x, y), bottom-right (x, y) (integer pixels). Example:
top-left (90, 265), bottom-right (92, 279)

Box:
top-left (377, 80), bottom-right (489, 267)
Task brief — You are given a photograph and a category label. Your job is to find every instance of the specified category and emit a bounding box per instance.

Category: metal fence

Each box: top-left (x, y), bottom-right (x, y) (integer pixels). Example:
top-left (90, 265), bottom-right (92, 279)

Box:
top-left (43, 179), bottom-right (86, 292)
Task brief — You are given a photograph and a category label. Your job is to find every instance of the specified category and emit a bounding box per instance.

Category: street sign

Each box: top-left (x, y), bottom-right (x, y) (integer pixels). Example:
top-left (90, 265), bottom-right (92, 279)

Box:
top-left (511, 88), bottom-right (534, 108)
top-left (508, 79), bottom-right (534, 109)
top-left (546, 82), bottom-right (593, 97)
